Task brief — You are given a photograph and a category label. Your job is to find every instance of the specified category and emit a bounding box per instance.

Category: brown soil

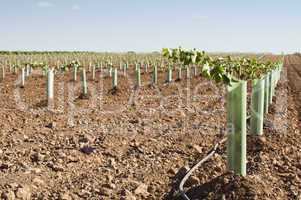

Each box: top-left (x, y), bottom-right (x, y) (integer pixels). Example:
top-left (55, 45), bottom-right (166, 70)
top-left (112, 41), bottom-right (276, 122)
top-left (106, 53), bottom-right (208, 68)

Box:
top-left (286, 54), bottom-right (301, 126)
top-left (0, 58), bottom-right (300, 200)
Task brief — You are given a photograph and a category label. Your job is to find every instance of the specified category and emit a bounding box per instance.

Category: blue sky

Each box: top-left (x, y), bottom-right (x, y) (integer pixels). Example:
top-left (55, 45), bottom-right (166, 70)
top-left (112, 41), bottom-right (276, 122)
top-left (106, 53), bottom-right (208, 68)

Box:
top-left (0, 0), bottom-right (300, 53)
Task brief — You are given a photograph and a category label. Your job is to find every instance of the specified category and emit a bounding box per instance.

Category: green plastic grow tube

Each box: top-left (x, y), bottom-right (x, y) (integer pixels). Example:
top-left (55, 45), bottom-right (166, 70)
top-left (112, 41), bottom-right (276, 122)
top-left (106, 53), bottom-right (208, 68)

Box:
top-left (227, 80), bottom-right (247, 176)
top-left (250, 78), bottom-right (265, 136)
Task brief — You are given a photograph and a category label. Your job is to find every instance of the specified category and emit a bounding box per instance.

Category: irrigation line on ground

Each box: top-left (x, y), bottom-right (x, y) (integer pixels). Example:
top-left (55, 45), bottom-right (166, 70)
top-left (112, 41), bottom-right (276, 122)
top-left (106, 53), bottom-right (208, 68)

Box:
top-left (179, 137), bottom-right (227, 200)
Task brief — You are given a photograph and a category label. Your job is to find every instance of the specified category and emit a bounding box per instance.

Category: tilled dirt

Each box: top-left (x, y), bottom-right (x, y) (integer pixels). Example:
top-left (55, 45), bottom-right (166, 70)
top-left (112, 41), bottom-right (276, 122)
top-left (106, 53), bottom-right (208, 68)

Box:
top-left (286, 54), bottom-right (301, 126)
top-left (0, 58), bottom-right (300, 200)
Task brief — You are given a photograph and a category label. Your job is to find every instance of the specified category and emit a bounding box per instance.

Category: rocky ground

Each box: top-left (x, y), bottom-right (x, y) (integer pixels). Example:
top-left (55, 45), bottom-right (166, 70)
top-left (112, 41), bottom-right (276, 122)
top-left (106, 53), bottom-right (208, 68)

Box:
top-left (0, 55), bottom-right (300, 200)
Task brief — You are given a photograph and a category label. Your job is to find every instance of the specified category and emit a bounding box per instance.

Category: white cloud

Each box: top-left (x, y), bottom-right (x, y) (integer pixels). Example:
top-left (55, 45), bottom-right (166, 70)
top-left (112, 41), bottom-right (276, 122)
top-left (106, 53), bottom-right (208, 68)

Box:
top-left (36, 1), bottom-right (54, 8)
top-left (71, 4), bottom-right (80, 11)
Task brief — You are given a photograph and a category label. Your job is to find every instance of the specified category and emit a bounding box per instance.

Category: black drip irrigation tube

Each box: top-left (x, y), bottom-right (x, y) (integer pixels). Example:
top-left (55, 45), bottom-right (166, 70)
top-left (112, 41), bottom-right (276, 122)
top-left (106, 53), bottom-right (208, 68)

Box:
top-left (179, 137), bottom-right (227, 200)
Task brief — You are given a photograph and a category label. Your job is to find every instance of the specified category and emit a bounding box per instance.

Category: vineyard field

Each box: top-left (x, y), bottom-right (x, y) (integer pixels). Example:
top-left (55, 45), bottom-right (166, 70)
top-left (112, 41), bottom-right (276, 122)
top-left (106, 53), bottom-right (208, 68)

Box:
top-left (0, 53), bottom-right (300, 200)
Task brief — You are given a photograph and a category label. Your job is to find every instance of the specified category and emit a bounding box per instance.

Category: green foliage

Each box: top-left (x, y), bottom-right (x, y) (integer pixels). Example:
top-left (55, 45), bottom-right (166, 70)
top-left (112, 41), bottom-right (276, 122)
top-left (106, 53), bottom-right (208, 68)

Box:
top-left (162, 48), bottom-right (280, 85)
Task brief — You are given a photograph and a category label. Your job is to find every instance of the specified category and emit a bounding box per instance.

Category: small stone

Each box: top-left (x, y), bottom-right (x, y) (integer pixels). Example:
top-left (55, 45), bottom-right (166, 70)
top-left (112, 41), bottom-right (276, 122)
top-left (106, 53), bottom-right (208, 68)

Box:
top-left (175, 166), bottom-right (190, 180)
top-left (31, 168), bottom-right (42, 174)
top-left (100, 188), bottom-right (111, 196)
top-left (47, 163), bottom-right (64, 172)
top-left (78, 134), bottom-right (94, 144)
top-left (80, 146), bottom-right (95, 155)
top-left (147, 185), bottom-right (157, 193)
top-left (167, 168), bottom-right (177, 175)
top-left (31, 152), bottom-right (45, 162)
top-left (105, 174), bottom-right (114, 182)
top-left (66, 155), bottom-right (79, 162)
top-left (134, 183), bottom-right (149, 197)
top-left (32, 177), bottom-right (44, 186)
top-left (60, 192), bottom-right (72, 200)
top-left (258, 136), bottom-right (267, 143)
top-left (185, 176), bottom-right (200, 187)
top-left (46, 122), bottom-right (56, 129)
top-left (23, 135), bottom-right (29, 142)
top-left (192, 144), bottom-right (203, 153)
top-left (16, 185), bottom-right (31, 200)
top-left (214, 165), bottom-right (223, 173)
top-left (1, 190), bottom-right (15, 200)
top-left (121, 189), bottom-right (136, 200)
top-left (77, 189), bottom-right (90, 197)
top-left (0, 163), bottom-right (10, 170)
top-left (129, 119), bottom-right (139, 124)
top-left (8, 183), bottom-right (19, 189)
top-left (103, 183), bottom-right (116, 189)
top-left (57, 151), bottom-right (66, 158)
top-left (263, 119), bottom-right (275, 129)
top-left (108, 158), bottom-right (117, 169)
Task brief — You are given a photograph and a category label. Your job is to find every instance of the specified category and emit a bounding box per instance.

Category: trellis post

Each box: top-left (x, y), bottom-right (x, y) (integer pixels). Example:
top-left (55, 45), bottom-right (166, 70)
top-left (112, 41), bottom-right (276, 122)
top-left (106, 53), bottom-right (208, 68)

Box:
top-left (21, 67), bottom-right (25, 88)
top-left (73, 65), bottom-right (77, 82)
top-left (136, 67), bottom-right (141, 87)
top-left (81, 68), bottom-right (88, 97)
top-left (92, 65), bottom-right (96, 80)
top-left (177, 67), bottom-right (182, 81)
top-left (47, 68), bottom-right (54, 107)
top-left (166, 66), bottom-right (172, 83)
top-left (1, 66), bottom-right (5, 81)
top-left (186, 66), bottom-right (190, 79)
top-left (112, 68), bottom-right (118, 89)
top-left (152, 65), bottom-right (158, 85)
